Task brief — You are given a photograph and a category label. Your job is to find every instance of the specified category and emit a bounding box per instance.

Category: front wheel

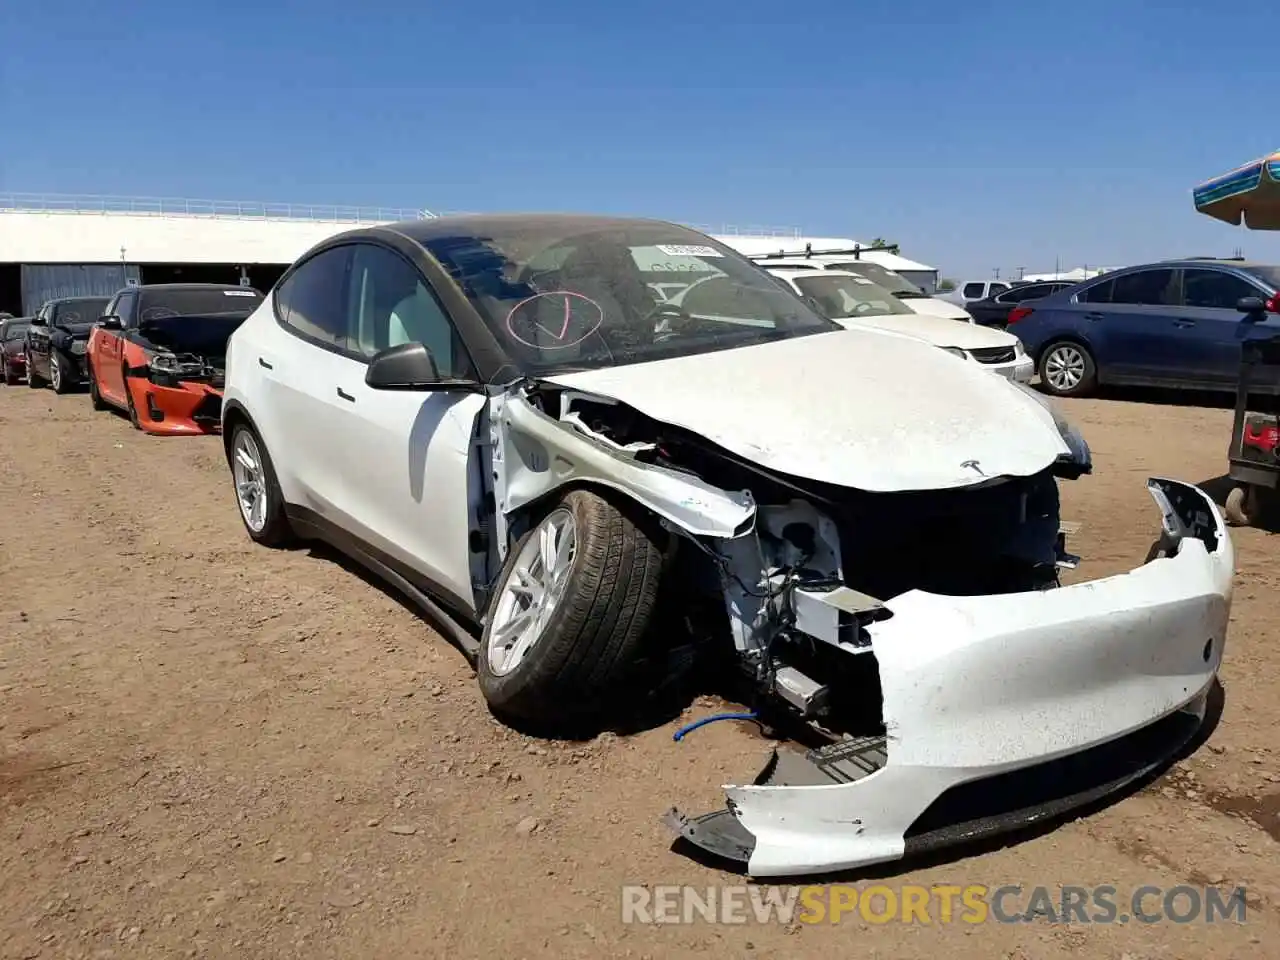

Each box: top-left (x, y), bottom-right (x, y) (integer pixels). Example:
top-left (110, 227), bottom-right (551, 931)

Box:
top-left (1038, 340), bottom-right (1097, 397)
top-left (477, 489), bottom-right (664, 732)
top-left (50, 350), bottom-right (73, 394)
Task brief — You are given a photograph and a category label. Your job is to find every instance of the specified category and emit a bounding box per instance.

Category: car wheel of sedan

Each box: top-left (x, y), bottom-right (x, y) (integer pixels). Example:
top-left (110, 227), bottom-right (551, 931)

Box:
top-left (229, 423), bottom-right (294, 547)
top-left (478, 489), bottom-right (664, 731)
top-left (25, 352), bottom-right (45, 388)
top-left (1038, 341), bottom-right (1097, 397)
top-left (87, 360), bottom-right (108, 410)
top-left (49, 351), bottom-right (72, 394)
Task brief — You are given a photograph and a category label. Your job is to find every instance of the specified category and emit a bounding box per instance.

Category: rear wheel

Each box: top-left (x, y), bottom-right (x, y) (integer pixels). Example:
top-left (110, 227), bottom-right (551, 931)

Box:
top-left (477, 489), bottom-right (665, 732)
top-left (229, 423), bottom-right (294, 547)
top-left (87, 359), bottom-right (108, 410)
top-left (1038, 340), bottom-right (1097, 397)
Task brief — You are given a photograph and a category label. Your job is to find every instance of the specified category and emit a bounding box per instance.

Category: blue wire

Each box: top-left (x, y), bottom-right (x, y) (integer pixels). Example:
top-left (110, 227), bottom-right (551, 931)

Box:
top-left (672, 711), bottom-right (759, 742)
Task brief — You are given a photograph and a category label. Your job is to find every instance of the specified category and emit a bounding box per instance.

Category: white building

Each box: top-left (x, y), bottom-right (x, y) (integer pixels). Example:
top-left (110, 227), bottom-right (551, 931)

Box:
top-left (0, 194), bottom-right (428, 316)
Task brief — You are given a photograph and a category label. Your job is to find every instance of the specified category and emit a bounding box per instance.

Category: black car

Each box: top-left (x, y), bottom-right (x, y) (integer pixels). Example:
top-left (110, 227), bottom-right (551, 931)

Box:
top-left (25, 295), bottom-right (113, 393)
top-left (967, 280), bottom-right (1078, 328)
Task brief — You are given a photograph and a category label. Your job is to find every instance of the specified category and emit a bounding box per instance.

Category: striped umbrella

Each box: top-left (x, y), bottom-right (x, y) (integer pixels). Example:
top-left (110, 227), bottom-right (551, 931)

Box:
top-left (1194, 150), bottom-right (1280, 229)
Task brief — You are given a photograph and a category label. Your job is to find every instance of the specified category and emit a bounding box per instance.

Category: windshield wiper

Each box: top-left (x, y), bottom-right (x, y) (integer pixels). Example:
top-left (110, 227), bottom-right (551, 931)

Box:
top-left (893, 291), bottom-right (928, 299)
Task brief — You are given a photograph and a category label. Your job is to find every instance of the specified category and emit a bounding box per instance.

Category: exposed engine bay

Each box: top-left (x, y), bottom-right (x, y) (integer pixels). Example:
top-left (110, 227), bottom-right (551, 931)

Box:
top-left (131, 313), bottom-right (245, 388)
top-left (485, 379), bottom-right (1091, 734)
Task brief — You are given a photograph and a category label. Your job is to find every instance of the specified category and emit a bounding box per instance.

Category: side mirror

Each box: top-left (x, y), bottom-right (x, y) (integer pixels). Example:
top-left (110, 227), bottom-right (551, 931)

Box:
top-left (99, 315), bottom-right (123, 330)
top-left (1238, 296), bottom-right (1267, 320)
top-left (365, 342), bottom-right (475, 391)
top-left (29, 315), bottom-right (46, 326)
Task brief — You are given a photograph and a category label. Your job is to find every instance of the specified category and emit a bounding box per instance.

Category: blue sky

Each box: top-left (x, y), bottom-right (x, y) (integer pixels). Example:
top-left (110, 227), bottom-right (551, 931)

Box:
top-left (2, 0), bottom-right (1278, 277)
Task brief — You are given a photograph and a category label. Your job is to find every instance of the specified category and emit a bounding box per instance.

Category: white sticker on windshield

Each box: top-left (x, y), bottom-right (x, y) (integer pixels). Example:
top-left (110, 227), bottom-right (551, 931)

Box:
top-left (223, 290), bottom-right (258, 297)
top-left (655, 244), bottom-right (723, 258)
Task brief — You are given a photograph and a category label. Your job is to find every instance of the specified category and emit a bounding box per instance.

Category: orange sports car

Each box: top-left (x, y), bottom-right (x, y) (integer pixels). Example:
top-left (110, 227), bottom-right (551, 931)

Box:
top-left (86, 283), bottom-right (264, 435)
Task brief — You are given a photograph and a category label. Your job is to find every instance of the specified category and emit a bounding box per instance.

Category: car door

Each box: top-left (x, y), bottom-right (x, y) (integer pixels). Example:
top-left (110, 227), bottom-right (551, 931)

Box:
top-left (328, 241), bottom-right (486, 609)
top-left (1072, 268), bottom-right (1180, 383)
top-left (1170, 267), bottom-right (1274, 386)
top-left (95, 291), bottom-right (135, 404)
top-left (262, 244), bottom-right (366, 517)
top-left (27, 303), bottom-right (52, 376)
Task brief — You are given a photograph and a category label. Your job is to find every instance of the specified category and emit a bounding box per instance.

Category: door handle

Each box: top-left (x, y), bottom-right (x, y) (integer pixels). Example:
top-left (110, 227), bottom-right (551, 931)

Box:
top-left (336, 387), bottom-right (355, 402)
top-left (258, 357), bottom-right (273, 369)
top-left (1173, 320), bottom-right (1196, 328)
top-left (1083, 312), bottom-right (1104, 321)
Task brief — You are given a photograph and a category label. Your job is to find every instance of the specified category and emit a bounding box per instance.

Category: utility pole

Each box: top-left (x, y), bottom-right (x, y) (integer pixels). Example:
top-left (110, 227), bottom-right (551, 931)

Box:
top-left (1017, 266), bottom-right (1025, 280)
top-left (994, 267), bottom-right (1001, 280)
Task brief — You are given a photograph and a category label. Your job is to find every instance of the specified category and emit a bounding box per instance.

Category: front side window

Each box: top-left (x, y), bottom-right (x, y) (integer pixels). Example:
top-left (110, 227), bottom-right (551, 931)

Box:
top-left (346, 244), bottom-right (470, 376)
top-left (1110, 269), bottom-right (1178, 306)
top-left (276, 246), bottom-right (352, 350)
top-left (793, 274), bottom-right (914, 318)
top-left (962, 282), bottom-right (985, 298)
top-left (418, 223), bottom-right (837, 374)
top-left (1182, 269), bottom-right (1263, 310)
top-left (115, 292), bottom-right (137, 326)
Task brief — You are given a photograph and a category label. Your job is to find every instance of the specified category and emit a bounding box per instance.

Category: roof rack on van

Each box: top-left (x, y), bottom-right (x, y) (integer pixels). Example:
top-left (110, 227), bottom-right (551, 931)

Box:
top-left (746, 241), bottom-right (901, 261)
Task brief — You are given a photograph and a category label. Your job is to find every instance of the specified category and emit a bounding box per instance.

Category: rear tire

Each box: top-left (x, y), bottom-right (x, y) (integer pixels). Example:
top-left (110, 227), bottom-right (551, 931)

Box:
top-left (477, 489), bottom-right (665, 732)
top-left (1038, 340), bottom-right (1098, 397)
top-left (229, 423), bottom-right (294, 547)
top-left (87, 359), bottom-right (108, 410)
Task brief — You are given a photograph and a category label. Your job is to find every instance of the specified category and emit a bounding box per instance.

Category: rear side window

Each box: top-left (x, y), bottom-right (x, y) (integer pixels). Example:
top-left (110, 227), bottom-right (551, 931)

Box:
top-left (276, 246), bottom-right (352, 350)
top-left (1080, 279), bottom-right (1113, 303)
top-left (1111, 269), bottom-right (1177, 306)
top-left (989, 282), bottom-right (1010, 295)
top-left (1182, 269), bottom-right (1263, 310)
top-left (962, 282), bottom-right (985, 298)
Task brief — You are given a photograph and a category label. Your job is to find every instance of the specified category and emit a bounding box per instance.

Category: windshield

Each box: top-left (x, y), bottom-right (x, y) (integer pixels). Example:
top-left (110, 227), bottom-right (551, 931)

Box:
top-left (792, 274), bottom-right (915, 318)
top-left (418, 222), bottom-right (838, 374)
top-left (828, 262), bottom-right (926, 298)
top-left (139, 286), bottom-right (263, 321)
top-left (1, 321), bottom-right (30, 341)
top-left (53, 298), bottom-right (110, 325)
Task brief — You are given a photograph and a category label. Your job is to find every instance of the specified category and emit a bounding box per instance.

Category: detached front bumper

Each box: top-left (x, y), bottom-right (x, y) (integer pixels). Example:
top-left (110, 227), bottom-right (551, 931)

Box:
top-left (667, 478), bottom-right (1233, 877)
top-left (127, 377), bottom-right (224, 436)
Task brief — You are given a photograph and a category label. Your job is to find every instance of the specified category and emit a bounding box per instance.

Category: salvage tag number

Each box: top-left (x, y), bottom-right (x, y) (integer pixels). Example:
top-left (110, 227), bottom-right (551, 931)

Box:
top-left (655, 244), bottom-right (723, 258)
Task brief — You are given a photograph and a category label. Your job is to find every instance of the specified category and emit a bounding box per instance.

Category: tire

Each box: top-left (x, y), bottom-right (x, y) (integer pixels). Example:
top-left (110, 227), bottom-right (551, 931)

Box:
top-left (1037, 340), bottom-right (1098, 397)
top-left (87, 359), bottom-right (108, 410)
top-left (1225, 485), bottom-right (1260, 527)
top-left (478, 489), bottom-right (665, 731)
top-left (228, 423), bottom-right (294, 547)
top-left (49, 350), bottom-right (73, 394)
top-left (123, 368), bottom-right (142, 429)
top-left (26, 352), bottom-right (45, 388)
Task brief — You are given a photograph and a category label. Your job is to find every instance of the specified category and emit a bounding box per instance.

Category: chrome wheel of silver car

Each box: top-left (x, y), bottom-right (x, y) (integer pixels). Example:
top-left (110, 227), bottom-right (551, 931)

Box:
top-left (232, 429), bottom-right (268, 534)
top-left (486, 508), bottom-right (577, 677)
top-left (1043, 343), bottom-right (1086, 391)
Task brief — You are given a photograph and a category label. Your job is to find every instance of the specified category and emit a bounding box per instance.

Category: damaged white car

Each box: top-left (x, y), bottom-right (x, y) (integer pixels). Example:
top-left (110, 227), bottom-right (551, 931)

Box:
top-left (221, 214), bottom-right (1233, 878)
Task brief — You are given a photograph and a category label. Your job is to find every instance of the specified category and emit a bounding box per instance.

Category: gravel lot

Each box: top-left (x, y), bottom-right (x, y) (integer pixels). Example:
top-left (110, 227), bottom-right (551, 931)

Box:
top-left (3, 386), bottom-right (1280, 959)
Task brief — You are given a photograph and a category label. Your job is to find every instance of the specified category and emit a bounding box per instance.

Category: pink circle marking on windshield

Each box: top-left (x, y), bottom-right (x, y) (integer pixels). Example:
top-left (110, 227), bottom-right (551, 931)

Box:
top-left (504, 291), bottom-right (603, 350)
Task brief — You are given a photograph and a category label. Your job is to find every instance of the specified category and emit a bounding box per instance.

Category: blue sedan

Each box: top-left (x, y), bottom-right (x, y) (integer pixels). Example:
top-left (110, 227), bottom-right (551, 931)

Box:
top-left (1008, 259), bottom-right (1280, 396)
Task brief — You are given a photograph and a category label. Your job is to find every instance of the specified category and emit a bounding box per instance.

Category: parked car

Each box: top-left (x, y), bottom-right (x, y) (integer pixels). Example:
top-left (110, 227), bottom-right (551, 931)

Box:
top-left (24, 296), bottom-right (113, 392)
top-left (941, 278), bottom-right (1014, 307)
top-left (221, 213), bottom-right (1231, 877)
top-left (86, 283), bottom-right (264, 434)
top-left (1009, 258), bottom-right (1280, 397)
top-left (966, 280), bottom-right (1078, 328)
top-left (763, 268), bottom-right (1032, 381)
top-left (746, 255), bottom-right (975, 323)
top-left (1, 318), bottom-right (32, 384)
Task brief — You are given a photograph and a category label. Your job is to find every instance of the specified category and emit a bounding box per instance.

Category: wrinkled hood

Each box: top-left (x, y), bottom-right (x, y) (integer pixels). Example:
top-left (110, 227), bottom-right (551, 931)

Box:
top-left (544, 329), bottom-right (1069, 492)
top-left (832, 312), bottom-right (1021, 351)
top-left (902, 298), bottom-right (975, 323)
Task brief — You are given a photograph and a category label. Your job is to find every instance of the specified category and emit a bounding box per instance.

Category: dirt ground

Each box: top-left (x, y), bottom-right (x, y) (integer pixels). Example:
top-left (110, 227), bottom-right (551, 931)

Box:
top-left (3, 385), bottom-right (1280, 960)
